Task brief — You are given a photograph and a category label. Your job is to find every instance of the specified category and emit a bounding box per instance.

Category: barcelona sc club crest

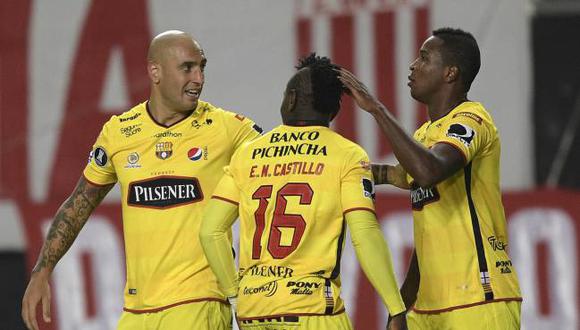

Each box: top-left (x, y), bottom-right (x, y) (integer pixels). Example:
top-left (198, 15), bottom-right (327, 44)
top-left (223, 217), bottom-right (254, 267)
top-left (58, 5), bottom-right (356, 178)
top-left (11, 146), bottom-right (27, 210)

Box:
top-left (156, 142), bottom-right (173, 160)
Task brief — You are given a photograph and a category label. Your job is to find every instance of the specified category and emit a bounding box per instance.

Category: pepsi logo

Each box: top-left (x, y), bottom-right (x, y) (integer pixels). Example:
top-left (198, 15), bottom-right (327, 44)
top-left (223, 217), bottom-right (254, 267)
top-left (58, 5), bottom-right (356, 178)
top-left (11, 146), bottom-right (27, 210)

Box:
top-left (188, 147), bottom-right (203, 161)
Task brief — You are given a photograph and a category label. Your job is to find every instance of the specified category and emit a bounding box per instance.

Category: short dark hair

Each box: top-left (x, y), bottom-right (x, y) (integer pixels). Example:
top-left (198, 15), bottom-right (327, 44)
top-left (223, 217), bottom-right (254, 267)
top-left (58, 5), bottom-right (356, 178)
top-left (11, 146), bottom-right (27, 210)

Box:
top-left (432, 27), bottom-right (480, 92)
top-left (296, 53), bottom-right (344, 116)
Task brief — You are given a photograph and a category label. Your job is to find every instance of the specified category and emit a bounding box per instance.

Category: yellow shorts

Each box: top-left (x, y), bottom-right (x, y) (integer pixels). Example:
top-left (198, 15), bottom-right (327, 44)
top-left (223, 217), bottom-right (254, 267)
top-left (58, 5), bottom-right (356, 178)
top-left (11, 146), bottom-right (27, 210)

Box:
top-left (407, 301), bottom-right (521, 330)
top-left (117, 300), bottom-right (232, 330)
top-left (238, 312), bottom-right (352, 330)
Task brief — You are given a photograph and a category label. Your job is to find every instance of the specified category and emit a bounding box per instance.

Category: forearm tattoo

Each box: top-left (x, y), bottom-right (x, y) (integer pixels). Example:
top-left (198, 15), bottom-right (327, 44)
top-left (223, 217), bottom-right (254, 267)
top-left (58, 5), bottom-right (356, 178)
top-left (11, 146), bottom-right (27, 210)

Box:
top-left (33, 178), bottom-right (113, 273)
top-left (371, 164), bottom-right (388, 185)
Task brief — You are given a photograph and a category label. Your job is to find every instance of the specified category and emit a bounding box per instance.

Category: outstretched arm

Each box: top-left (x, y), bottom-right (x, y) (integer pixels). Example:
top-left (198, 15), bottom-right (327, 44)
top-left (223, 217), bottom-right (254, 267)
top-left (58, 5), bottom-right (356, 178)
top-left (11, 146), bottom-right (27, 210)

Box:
top-left (22, 176), bottom-right (113, 330)
top-left (339, 69), bottom-right (464, 188)
top-left (372, 163), bottom-right (410, 189)
top-left (346, 210), bottom-right (407, 329)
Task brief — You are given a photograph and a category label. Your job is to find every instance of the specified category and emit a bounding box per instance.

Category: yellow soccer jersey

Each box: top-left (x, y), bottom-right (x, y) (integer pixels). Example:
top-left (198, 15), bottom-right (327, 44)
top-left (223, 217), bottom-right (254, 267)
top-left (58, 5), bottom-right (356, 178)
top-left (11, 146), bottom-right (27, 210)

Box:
top-left (408, 101), bottom-right (522, 313)
top-left (213, 125), bottom-right (377, 320)
top-left (83, 100), bottom-right (261, 312)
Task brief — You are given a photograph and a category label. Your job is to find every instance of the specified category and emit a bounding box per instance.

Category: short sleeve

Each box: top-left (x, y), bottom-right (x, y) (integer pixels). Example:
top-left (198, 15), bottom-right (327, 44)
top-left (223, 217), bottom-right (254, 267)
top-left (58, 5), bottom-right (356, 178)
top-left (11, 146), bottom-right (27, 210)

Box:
top-left (436, 111), bottom-right (490, 164)
top-left (211, 165), bottom-right (240, 205)
top-left (223, 112), bottom-right (263, 151)
top-left (341, 147), bottom-right (376, 215)
top-left (83, 122), bottom-right (117, 185)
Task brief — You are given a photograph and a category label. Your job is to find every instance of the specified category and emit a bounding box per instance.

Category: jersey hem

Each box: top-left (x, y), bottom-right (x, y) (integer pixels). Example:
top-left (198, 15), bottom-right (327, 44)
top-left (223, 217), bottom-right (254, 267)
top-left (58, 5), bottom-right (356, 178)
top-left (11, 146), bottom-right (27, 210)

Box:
top-left (237, 308), bottom-right (346, 321)
top-left (123, 297), bottom-right (228, 314)
top-left (343, 207), bottom-right (376, 216)
top-left (412, 297), bottom-right (522, 314)
top-left (212, 195), bottom-right (239, 205)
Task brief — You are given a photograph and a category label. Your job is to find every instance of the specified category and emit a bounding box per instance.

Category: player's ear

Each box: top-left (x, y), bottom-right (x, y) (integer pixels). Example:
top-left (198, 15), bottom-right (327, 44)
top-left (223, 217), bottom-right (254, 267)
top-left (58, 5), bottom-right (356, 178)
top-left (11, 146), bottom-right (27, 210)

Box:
top-left (287, 88), bottom-right (297, 113)
top-left (445, 65), bottom-right (459, 84)
top-left (148, 61), bottom-right (161, 84)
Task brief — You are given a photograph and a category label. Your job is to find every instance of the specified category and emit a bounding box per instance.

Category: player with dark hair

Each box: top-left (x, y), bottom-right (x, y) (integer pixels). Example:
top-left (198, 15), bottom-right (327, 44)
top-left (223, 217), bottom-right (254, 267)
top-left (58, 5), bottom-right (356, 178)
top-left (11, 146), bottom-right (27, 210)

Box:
top-left (200, 53), bottom-right (407, 330)
top-left (21, 30), bottom-right (261, 330)
top-left (339, 28), bottom-right (522, 329)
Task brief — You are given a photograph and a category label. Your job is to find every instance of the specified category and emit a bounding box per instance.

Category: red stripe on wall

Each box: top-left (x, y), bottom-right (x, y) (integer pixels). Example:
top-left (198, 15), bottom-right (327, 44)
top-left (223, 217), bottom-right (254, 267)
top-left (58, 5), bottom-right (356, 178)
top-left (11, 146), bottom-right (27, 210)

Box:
top-left (81, 252), bottom-right (97, 318)
top-left (331, 14), bottom-right (357, 142)
top-left (537, 241), bottom-right (552, 315)
top-left (374, 10), bottom-right (396, 158)
top-left (296, 18), bottom-right (312, 58)
top-left (414, 6), bottom-right (430, 126)
top-left (0, 0), bottom-right (31, 200)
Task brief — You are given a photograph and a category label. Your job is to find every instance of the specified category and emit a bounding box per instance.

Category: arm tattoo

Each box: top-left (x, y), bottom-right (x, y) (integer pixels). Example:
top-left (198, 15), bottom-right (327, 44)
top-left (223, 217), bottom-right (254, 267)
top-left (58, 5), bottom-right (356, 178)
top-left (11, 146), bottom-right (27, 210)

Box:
top-left (33, 177), bottom-right (114, 273)
top-left (371, 164), bottom-right (389, 185)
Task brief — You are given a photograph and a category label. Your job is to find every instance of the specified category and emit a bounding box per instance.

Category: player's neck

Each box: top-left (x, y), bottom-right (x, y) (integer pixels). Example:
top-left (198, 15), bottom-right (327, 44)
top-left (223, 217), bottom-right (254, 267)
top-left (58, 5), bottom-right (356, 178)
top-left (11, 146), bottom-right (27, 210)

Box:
top-left (147, 100), bottom-right (195, 127)
top-left (427, 95), bottom-right (467, 123)
top-left (284, 119), bottom-right (329, 127)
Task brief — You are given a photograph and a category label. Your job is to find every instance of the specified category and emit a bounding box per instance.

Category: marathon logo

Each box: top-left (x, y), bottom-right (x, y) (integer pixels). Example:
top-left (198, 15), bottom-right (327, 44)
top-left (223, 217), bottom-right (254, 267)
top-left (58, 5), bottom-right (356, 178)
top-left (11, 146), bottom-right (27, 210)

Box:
top-left (128, 176), bottom-right (203, 209)
top-left (410, 181), bottom-right (440, 210)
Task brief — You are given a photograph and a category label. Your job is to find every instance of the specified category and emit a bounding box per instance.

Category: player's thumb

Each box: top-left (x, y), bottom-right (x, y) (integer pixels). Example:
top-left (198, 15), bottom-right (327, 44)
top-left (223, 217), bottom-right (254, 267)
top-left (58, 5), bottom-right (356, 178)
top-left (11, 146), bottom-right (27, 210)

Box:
top-left (41, 285), bottom-right (51, 322)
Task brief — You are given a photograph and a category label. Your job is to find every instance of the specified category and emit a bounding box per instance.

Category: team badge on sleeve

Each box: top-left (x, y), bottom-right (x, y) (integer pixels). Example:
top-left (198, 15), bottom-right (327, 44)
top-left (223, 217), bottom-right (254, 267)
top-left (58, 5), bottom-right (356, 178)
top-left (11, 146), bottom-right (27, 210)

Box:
top-left (446, 123), bottom-right (475, 146)
top-left (362, 178), bottom-right (375, 200)
top-left (94, 147), bottom-right (108, 167)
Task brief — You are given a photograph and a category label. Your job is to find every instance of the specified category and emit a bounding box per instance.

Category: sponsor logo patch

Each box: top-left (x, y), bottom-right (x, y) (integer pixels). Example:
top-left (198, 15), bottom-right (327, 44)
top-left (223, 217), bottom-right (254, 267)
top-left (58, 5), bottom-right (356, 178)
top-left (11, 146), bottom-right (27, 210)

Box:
top-left (453, 112), bottom-right (483, 125)
top-left (242, 280), bottom-right (278, 297)
top-left (252, 123), bottom-right (263, 134)
top-left (191, 118), bottom-right (213, 129)
top-left (495, 260), bottom-right (513, 274)
top-left (410, 181), bottom-right (440, 210)
top-left (120, 124), bottom-right (142, 137)
top-left (246, 265), bottom-right (294, 279)
top-left (446, 123), bottom-right (475, 146)
top-left (488, 236), bottom-right (507, 251)
top-left (94, 147), bottom-right (108, 167)
top-left (128, 176), bottom-right (203, 209)
top-left (125, 152), bottom-right (141, 169)
top-left (286, 280), bottom-right (321, 295)
top-left (119, 112), bottom-right (141, 122)
top-left (362, 178), bottom-right (375, 200)
top-left (188, 147), bottom-right (203, 161)
top-left (155, 142), bottom-right (173, 160)
top-left (153, 131), bottom-right (182, 138)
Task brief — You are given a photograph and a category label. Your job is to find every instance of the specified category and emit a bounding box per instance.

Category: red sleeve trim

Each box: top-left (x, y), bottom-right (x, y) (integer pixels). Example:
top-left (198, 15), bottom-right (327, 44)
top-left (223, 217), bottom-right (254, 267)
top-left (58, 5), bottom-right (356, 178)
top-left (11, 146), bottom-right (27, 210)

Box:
top-left (412, 297), bottom-right (522, 314)
top-left (435, 141), bottom-right (468, 165)
top-left (123, 297), bottom-right (227, 314)
top-left (212, 195), bottom-right (239, 206)
top-left (82, 173), bottom-right (116, 187)
top-left (343, 207), bottom-right (376, 216)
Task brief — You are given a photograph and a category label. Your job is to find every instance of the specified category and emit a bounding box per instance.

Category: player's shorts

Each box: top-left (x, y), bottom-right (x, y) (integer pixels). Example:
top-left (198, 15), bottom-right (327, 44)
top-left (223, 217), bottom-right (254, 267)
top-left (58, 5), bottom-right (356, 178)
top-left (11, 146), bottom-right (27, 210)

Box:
top-left (116, 300), bottom-right (232, 330)
top-left (407, 300), bottom-right (521, 330)
top-left (237, 312), bottom-right (352, 330)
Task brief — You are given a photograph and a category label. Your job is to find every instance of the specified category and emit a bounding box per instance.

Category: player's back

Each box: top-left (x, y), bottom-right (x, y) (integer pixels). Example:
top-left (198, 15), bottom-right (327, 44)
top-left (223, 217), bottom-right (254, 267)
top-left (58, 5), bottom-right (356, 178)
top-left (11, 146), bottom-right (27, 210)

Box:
top-left (227, 124), bottom-right (371, 320)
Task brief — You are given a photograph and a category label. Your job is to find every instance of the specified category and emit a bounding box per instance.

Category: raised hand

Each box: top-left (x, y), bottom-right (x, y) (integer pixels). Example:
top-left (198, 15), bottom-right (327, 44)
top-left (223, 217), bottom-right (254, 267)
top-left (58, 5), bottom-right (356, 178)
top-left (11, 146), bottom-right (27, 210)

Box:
top-left (337, 68), bottom-right (383, 114)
